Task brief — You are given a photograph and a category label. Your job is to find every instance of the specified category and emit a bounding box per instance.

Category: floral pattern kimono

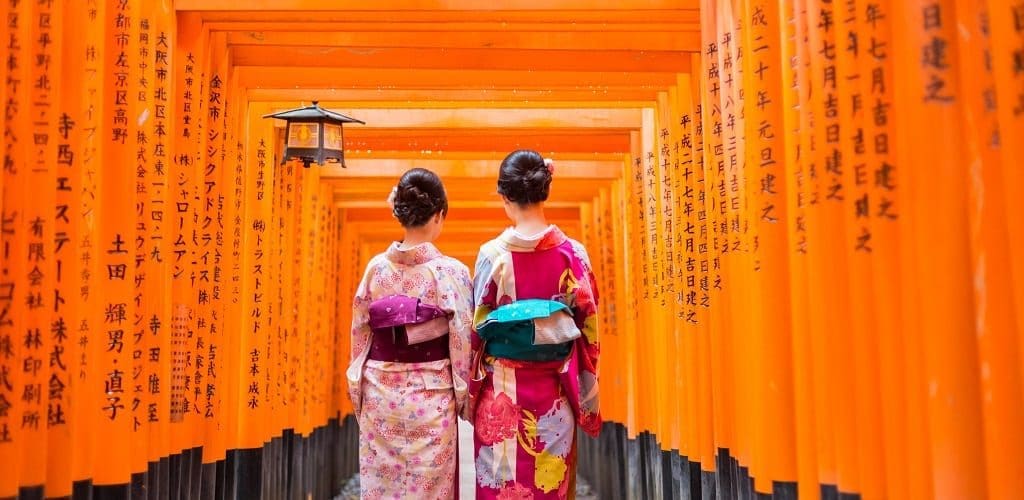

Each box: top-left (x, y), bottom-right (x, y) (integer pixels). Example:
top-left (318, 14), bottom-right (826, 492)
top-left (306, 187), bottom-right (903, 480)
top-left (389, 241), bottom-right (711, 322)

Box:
top-left (470, 225), bottom-right (601, 499)
top-left (347, 242), bottom-right (473, 500)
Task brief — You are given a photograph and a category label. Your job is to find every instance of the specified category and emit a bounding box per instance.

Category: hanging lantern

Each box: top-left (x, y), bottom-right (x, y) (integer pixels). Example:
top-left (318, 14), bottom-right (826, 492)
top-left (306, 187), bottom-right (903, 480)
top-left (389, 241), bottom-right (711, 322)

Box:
top-left (263, 101), bottom-right (364, 168)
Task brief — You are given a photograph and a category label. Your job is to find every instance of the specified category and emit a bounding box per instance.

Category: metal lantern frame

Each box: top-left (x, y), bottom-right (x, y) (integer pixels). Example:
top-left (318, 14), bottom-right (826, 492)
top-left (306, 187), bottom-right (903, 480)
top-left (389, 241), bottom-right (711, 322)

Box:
top-left (262, 101), bottom-right (364, 168)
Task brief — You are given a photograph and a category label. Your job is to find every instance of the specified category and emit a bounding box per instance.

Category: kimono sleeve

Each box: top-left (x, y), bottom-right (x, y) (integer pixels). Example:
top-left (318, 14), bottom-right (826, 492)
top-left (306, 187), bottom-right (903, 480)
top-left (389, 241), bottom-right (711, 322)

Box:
top-left (569, 241), bottom-right (600, 351)
top-left (570, 240), bottom-right (602, 434)
top-left (471, 244), bottom-right (501, 349)
top-left (465, 244), bottom-right (501, 419)
top-left (346, 259), bottom-right (377, 416)
top-left (438, 259), bottom-right (474, 416)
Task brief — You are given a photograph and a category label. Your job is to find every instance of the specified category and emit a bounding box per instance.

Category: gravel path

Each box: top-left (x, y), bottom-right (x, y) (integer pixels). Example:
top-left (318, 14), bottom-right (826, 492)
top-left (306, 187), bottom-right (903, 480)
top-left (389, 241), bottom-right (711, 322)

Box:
top-left (335, 471), bottom-right (597, 499)
top-left (335, 419), bottom-right (598, 499)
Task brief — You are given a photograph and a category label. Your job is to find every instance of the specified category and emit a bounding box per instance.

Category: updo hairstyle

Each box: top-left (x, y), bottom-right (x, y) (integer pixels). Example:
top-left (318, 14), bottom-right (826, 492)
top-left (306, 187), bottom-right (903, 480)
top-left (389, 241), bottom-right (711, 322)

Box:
top-left (392, 168), bottom-right (448, 228)
top-left (496, 149), bottom-right (551, 206)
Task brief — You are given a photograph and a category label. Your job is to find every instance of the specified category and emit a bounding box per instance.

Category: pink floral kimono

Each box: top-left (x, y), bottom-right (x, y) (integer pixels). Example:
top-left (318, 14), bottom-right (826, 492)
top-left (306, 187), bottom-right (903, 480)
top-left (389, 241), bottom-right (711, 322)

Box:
top-left (470, 225), bottom-right (601, 499)
top-left (347, 242), bottom-right (473, 499)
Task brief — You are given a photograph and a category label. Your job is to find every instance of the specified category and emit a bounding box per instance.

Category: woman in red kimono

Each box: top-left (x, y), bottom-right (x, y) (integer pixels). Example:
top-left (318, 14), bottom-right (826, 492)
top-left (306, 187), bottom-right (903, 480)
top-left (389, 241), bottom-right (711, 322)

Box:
top-left (469, 150), bottom-right (601, 499)
top-left (347, 168), bottom-right (473, 499)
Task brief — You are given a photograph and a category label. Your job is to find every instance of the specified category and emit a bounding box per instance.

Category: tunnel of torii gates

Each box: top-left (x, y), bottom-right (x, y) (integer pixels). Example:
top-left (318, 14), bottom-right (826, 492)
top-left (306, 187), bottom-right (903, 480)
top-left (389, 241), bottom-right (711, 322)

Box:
top-left (0, 0), bottom-right (1023, 499)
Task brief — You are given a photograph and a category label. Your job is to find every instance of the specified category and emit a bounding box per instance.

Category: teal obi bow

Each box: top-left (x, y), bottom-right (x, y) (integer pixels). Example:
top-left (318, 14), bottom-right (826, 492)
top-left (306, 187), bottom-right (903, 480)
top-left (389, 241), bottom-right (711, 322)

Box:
top-left (476, 299), bottom-right (581, 361)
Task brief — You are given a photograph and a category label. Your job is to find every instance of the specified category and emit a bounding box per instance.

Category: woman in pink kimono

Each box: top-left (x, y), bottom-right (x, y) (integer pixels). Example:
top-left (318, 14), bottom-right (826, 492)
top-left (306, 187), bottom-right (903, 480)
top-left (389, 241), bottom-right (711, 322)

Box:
top-left (470, 150), bottom-right (601, 499)
top-left (347, 168), bottom-right (473, 499)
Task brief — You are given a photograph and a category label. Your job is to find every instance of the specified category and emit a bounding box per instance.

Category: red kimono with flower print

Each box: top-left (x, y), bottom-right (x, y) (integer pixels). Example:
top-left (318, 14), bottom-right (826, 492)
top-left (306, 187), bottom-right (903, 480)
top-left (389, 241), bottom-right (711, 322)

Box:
top-left (470, 225), bottom-right (601, 500)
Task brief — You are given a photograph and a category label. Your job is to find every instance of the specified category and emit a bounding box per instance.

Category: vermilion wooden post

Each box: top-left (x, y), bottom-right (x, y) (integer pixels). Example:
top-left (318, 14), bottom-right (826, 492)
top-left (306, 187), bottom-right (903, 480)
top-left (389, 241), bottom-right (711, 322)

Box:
top-left (92, 0), bottom-right (138, 490)
top-left (170, 10), bottom-right (202, 464)
top-left (690, 49), bottom-right (717, 481)
top-left (147, 0), bottom-right (175, 477)
top-left (743, 0), bottom-right (798, 493)
top-left (52, 0), bottom-right (87, 495)
top-left (955, 1), bottom-right (1024, 497)
top-left (782, 0), bottom-right (821, 495)
top-left (238, 101), bottom-right (275, 453)
top-left (835, 1), bottom-right (886, 497)
top-left (201, 31), bottom-right (230, 468)
top-left (131, 0), bottom-right (155, 483)
top-left (852, 0), bottom-right (911, 497)
top-left (893, 0), bottom-right (987, 497)
top-left (0, 0), bottom-right (30, 495)
top-left (986, 0), bottom-right (1024, 400)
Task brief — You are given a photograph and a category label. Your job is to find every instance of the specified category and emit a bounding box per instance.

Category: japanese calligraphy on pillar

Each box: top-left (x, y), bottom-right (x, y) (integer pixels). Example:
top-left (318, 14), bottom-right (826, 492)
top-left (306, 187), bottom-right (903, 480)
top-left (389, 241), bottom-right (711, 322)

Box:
top-left (588, 196), bottom-right (605, 334)
top-left (132, 11), bottom-right (153, 451)
top-left (920, 3), bottom-right (954, 104)
top-left (261, 144), bottom-right (278, 414)
top-left (188, 46), bottom-right (209, 441)
top-left (657, 98), bottom-right (675, 309)
top-left (815, 0), bottom-right (844, 208)
top-left (294, 163), bottom-right (310, 431)
top-left (71, 1), bottom-right (104, 482)
top-left (222, 130), bottom-right (243, 438)
top-left (200, 45), bottom-right (230, 462)
top-left (146, 13), bottom-right (171, 439)
top-left (792, 0), bottom-right (811, 255)
top-left (860, 1), bottom-right (897, 229)
top-left (231, 136), bottom-right (243, 303)
top-left (1008, 2), bottom-right (1024, 115)
top-left (243, 119), bottom-right (274, 420)
top-left (95, 0), bottom-right (137, 484)
top-left (680, 90), bottom-right (700, 325)
top-left (631, 149), bottom-right (648, 303)
top-left (670, 87), bottom-right (686, 318)
top-left (202, 69), bottom-right (225, 423)
top-left (313, 186), bottom-right (328, 420)
top-left (53, 2), bottom-right (84, 481)
top-left (642, 121), bottom-right (659, 301)
top-left (600, 191), bottom-right (617, 330)
top-left (702, 41), bottom-right (724, 301)
top-left (0, 0), bottom-right (29, 473)
top-left (211, 88), bottom-right (228, 428)
top-left (830, 9), bottom-right (881, 487)
top-left (836, 0), bottom-right (872, 253)
top-left (170, 47), bottom-right (197, 424)
top-left (955, 2), bottom-right (1024, 497)
top-left (291, 166), bottom-right (308, 412)
top-left (276, 157), bottom-right (296, 412)
top-left (747, 0), bottom-right (784, 235)
top-left (956, 1), bottom-right (1001, 147)
top-left (991, 0), bottom-right (1024, 121)
top-left (989, 0), bottom-right (1024, 267)
top-left (688, 68), bottom-right (709, 320)
top-left (168, 304), bottom-right (185, 422)
top-left (719, 5), bottom-right (746, 266)
top-left (20, 0), bottom-right (59, 483)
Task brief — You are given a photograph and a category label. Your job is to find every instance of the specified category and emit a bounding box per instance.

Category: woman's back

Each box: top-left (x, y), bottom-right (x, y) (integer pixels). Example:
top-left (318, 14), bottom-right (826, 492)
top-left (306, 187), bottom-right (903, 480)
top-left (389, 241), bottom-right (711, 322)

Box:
top-left (347, 168), bottom-right (472, 500)
top-left (469, 150), bottom-right (601, 500)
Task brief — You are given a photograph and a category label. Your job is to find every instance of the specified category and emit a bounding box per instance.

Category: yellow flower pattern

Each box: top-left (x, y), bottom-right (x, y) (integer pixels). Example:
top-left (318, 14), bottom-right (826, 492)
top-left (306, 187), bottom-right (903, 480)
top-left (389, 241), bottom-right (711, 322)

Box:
top-left (519, 409), bottom-right (539, 449)
top-left (514, 405), bottom-right (572, 494)
top-left (534, 450), bottom-right (568, 493)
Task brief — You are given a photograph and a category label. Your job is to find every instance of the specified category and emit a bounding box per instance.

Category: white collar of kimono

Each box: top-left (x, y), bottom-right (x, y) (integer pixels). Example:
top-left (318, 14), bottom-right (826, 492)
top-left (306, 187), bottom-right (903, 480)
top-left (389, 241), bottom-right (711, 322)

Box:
top-left (498, 224), bottom-right (567, 252)
top-left (385, 241), bottom-right (443, 265)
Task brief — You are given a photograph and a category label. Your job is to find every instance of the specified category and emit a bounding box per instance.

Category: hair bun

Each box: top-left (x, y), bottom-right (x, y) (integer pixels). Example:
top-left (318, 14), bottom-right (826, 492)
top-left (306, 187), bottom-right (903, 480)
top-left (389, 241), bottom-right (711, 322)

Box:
top-left (497, 149), bottom-right (552, 205)
top-left (391, 168), bottom-right (449, 227)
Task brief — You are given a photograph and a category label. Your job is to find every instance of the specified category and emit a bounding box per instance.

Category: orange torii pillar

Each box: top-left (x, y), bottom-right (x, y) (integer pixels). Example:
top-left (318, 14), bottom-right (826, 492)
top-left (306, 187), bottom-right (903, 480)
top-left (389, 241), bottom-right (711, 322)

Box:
top-left (0, 2), bottom-right (356, 498)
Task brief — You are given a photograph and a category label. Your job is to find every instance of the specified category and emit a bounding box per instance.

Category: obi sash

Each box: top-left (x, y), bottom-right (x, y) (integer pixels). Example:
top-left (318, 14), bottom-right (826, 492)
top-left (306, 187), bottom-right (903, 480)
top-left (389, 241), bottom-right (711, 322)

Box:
top-left (367, 295), bottom-right (450, 363)
top-left (475, 299), bottom-right (580, 361)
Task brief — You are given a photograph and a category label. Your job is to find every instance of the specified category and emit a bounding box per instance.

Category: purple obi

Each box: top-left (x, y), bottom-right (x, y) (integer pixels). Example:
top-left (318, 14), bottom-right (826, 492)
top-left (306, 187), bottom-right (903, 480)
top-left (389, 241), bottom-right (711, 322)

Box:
top-left (367, 295), bottom-right (450, 363)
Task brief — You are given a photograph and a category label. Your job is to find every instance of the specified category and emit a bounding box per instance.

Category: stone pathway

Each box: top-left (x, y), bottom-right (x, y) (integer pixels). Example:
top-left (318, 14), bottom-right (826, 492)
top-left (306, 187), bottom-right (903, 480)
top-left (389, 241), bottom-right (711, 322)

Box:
top-left (335, 419), bottom-right (598, 499)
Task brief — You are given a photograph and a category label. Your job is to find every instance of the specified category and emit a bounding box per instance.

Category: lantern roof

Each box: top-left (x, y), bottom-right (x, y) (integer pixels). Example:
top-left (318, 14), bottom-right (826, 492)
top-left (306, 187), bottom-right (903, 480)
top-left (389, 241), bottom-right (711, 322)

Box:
top-left (262, 101), bottom-right (365, 124)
